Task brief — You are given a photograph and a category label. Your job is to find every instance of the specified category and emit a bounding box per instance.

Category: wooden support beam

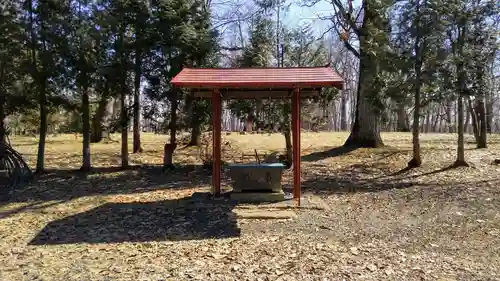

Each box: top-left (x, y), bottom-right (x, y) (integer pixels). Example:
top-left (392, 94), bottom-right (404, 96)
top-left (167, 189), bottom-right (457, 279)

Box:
top-left (192, 90), bottom-right (320, 99)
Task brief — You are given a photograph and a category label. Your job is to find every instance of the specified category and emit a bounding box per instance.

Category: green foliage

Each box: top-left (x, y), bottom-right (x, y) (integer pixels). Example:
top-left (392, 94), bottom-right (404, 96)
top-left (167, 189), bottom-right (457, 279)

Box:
top-left (238, 15), bottom-right (275, 67)
top-left (0, 2), bottom-right (32, 116)
top-left (387, 0), bottom-right (498, 116)
top-left (228, 16), bottom-right (336, 131)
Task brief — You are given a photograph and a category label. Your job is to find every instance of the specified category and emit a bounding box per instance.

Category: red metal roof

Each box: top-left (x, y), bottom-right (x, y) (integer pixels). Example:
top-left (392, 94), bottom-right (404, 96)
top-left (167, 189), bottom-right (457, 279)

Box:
top-left (171, 66), bottom-right (344, 89)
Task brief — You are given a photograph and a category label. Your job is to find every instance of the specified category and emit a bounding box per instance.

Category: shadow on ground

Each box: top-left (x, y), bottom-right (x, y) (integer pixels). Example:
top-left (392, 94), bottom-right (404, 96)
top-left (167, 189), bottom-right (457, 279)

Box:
top-left (302, 175), bottom-right (419, 194)
top-left (8, 165), bottom-right (211, 203)
top-left (301, 146), bottom-right (358, 162)
top-left (11, 139), bottom-right (73, 147)
top-left (301, 160), bottom-right (500, 203)
top-left (29, 194), bottom-right (240, 245)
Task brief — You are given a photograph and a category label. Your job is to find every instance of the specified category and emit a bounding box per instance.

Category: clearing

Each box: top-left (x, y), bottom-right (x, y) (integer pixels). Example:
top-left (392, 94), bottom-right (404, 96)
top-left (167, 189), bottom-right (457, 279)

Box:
top-left (1, 132), bottom-right (500, 281)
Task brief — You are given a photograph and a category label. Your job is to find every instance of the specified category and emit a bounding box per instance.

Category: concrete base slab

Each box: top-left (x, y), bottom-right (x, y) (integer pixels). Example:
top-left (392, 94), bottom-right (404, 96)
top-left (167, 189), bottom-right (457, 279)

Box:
top-left (232, 209), bottom-right (297, 219)
top-left (230, 190), bottom-right (285, 203)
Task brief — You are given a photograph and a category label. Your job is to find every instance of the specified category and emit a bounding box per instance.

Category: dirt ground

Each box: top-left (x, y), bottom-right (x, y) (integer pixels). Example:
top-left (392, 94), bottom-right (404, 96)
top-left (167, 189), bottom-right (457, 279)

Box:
top-left (1, 132), bottom-right (500, 281)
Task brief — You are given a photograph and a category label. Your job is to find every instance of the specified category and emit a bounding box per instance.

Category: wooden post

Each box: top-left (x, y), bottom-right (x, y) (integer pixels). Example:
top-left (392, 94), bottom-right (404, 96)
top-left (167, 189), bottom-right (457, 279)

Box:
top-left (292, 88), bottom-right (301, 206)
top-left (212, 89), bottom-right (222, 195)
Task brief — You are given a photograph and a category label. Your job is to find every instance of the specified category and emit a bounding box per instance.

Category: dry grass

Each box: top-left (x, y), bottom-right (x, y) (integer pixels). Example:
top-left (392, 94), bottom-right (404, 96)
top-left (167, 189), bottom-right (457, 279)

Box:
top-left (1, 132), bottom-right (500, 281)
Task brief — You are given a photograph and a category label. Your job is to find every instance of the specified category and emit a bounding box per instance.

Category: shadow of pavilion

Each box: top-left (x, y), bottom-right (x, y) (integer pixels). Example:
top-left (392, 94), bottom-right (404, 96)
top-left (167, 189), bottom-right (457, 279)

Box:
top-left (29, 195), bottom-right (240, 245)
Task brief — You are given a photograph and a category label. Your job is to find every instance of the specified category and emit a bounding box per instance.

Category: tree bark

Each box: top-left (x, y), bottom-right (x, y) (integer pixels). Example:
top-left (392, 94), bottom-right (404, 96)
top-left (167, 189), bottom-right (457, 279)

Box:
top-left (28, 0), bottom-right (47, 173)
top-left (36, 84), bottom-right (47, 173)
top-left (408, 0), bottom-right (423, 168)
top-left (120, 90), bottom-right (128, 169)
top-left (343, 0), bottom-right (384, 148)
top-left (344, 82), bottom-right (383, 147)
top-left (467, 97), bottom-right (480, 144)
top-left (424, 106), bottom-right (431, 133)
top-left (340, 90), bottom-right (348, 131)
top-left (409, 84), bottom-right (421, 168)
top-left (281, 101), bottom-right (292, 168)
top-left (284, 128), bottom-right (292, 168)
top-left (464, 103), bottom-right (471, 134)
top-left (0, 89), bottom-right (6, 161)
top-left (133, 36), bottom-right (142, 153)
top-left (245, 115), bottom-right (254, 132)
top-left (163, 143), bottom-right (177, 170)
top-left (189, 119), bottom-right (202, 146)
top-left (117, 21), bottom-right (128, 169)
top-left (91, 93), bottom-right (109, 143)
top-left (164, 91), bottom-right (178, 169)
top-left (486, 93), bottom-right (493, 133)
top-left (476, 98), bottom-right (487, 148)
top-left (397, 104), bottom-right (409, 132)
top-left (446, 100), bottom-right (454, 133)
top-left (432, 107), bottom-right (440, 132)
top-left (454, 94), bottom-right (468, 166)
top-left (343, 51), bottom-right (383, 147)
top-left (454, 22), bottom-right (468, 167)
top-left (81, 85), bottom-right (91, 171)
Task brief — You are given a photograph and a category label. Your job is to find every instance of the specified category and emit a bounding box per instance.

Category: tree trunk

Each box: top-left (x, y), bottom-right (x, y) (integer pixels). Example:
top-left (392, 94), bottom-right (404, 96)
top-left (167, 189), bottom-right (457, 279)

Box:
top-left (164, 91), bottom-right (178, 169)
top-left (432, 107), bottom-right (440, 132)
top-left (446, 100), bottom-right (454, 133)
top-left (0, 89), bottom-right (6, 160)
top-left (36, 85), bottom-right (47, 173)
top-left (343, 46), bottom-right (383, 147)
top-left (408, 85), bottom-right (421, 168)
top-left (163, 143), bottom-right (177, 170)
top-left (437, 107), bottom-right (444, 132)
top-left (425, 106), bottom-right (431, 133)
top-left (467, 97), bottom-right (480, 144)
top-left (120, 90), bottom-right (128, 169)
top-left (189, 120), bottom-right (202, 146)
top-left (245, 115), bottom-right (254, 132)
top-left (397, 104), bottom-right (409, 132)
top-left (476, 98), bottom-right (487, 148)
top-left (486, 93), bottom-right (493, 133)
top-left (408, 4), bottom-right (423, 168)
top-left (454, 25), bottom-right (468, 166)
top-left (133, 39), bottom-right (142, 153)
top-left (343, 1), bottom-right (384, 148)
top-left (117, 21), bottom-right (128, 169)
top-left (284, 128), bottom-right (292, 168)
top-left (185, 98), bottom-right (204, 146)
top-left (28, 0), bottom-right (46, 174)
top-left (340, 90), bottom-right (348, 131)
top-left (464, 104), bottom-right (471, 134)
top-left (91, 94), bottom-right (109, 143)
top-left (454, 94), bottom-right (468, 166)
top-left (81, 85), bottom-right (91, 171)
top-left (280, 101), bottom-right (292, 168)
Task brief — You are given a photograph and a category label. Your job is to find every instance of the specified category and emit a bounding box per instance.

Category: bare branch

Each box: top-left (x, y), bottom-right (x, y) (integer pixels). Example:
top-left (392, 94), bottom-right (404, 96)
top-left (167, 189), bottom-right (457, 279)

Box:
top-left (343, 41), bottom-right (360, 58)
top-left (320, 20), bottom-right (360, 58)
top-left (221, 46), bottom-right (244, 51)
top-left (329, 0), bottom-right (360, 36)
top-left (298, 0), bottom-right (322, 8)
top-left (331, 3), bottom-right (351, 37)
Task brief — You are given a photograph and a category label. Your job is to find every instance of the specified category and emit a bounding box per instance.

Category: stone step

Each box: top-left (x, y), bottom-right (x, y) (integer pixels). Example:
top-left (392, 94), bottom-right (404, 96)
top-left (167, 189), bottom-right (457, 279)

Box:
top-left (231, 209), bottom-right (297, 220)
top-left (230, 190), bottom-right (285, 203)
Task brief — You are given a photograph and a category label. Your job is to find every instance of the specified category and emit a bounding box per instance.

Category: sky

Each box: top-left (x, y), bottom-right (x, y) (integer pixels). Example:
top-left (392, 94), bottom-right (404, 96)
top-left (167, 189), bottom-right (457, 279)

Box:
top-left (282, 0), bottom-right (362, 37)
top-left (282, 0), bottom-right (334, 37)
top-left (213, 0), bottom-right (363, 56)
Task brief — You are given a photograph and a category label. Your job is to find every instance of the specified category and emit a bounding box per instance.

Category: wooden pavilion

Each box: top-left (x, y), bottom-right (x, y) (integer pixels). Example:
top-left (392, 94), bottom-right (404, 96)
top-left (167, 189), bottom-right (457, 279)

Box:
top-left (171, 66), bottom-right (344, 205)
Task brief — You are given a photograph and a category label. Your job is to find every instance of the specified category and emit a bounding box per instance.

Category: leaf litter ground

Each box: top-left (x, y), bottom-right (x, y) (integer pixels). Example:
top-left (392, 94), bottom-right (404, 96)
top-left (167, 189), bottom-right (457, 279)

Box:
top-left (1, 132), bottom-right (500, 281)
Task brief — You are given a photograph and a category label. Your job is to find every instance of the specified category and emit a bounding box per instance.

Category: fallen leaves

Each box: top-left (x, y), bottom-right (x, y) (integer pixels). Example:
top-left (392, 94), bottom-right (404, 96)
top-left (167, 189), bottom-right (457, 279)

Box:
top-left (350, 246), bottom-right (360, 255)
top-left (1, 132), bottom-right (500, 280)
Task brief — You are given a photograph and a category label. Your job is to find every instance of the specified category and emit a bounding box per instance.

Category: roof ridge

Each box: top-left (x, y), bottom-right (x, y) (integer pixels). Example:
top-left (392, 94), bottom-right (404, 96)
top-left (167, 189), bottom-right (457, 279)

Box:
top-left (182, 66), bottom-right (332, 70)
